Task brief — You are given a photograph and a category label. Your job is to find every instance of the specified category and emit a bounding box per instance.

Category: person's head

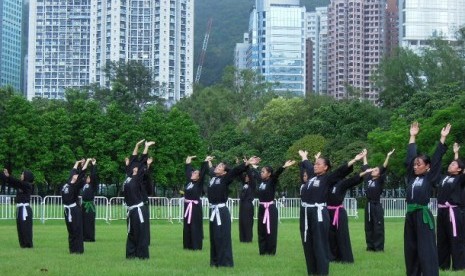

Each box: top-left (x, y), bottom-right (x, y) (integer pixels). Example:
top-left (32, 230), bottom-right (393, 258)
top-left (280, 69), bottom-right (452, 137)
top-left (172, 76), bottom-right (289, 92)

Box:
top-left (314, 157), bottom-right (331, 175)
top-left (21, 170), bottom-right (34, 183)
top-left (448, 159), bottom-right (464, 175)
top-left (214, 162), bottom-right (230, 176)
top-left (191, 169), bottom-right (200, 181)
top-left (260, 166), bottom-right (273, 180)
top-left (302, 171), bottom-right (308, 183)
top-left (371, 166), bottom-right (382, 178)
top-left (413, 154), bottom-right (431, 176)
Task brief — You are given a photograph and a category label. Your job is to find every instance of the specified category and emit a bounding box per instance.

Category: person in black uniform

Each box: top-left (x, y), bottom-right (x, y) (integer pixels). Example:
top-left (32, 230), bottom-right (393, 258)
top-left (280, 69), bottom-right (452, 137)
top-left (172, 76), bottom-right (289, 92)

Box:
top-left (238, 163), bottom-right (259, 243)
top-left (82, 158), bottom-right (98, 242)
top-left (183, 155), bottom-right (208, 250)
top-left (327, 152), bottom-right (371, 263)
top-left (1, 168), bottom-right (35, 248)
top-left (124, 140), bottom-right (154, 259)
top-left (207, 155), bottom-right (259, 267)
top-left (257, 160), bottom-right (296, 255)
top-left (363, 149), bottom-right (395, 252)
top-left (298, 149), bottom-right (365, 275)
top-left (62, 158), bottom-right (90, 254)
top-left (126, 140), bottom-right (153, 246)
top-left (404, 122), bottom-right (450, 276)
top-left (436, 142), bottom-right (465, 271)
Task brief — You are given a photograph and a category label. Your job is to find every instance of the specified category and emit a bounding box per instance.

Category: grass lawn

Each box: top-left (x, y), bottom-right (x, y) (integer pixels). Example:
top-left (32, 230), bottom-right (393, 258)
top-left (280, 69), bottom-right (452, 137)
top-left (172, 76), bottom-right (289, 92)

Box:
top-left (0, 210), bottom-right (463, 276)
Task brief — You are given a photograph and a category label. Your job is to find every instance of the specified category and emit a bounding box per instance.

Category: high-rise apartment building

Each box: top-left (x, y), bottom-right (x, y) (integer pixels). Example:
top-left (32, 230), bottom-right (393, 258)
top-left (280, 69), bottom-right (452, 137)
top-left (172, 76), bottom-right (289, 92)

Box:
top-left (0, 0), bottom-right (23, 91)
top-left (399, 0), bottom-right (465, 53)
top-left (327, 0), bottom-right (386, 103)
top-left (306, 7), bottom-right (328, 95)
top-left (27, 0), bottom-right (194, 102)
top-left (385, 0), bottom-right (398, 56)
top-left (234, 33), bottom-right (249, 70)
top-left (241, 0), bottom-right (307, 96)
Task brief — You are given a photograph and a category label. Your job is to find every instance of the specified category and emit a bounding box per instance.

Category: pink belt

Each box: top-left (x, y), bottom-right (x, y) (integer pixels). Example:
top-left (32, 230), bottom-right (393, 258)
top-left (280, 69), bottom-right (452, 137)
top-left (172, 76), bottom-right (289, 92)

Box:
top-left (259, 201), bottom-right (274, 234)
top-left (438, 201), bottom-right (458, 237)
top-left (184, 199), bottom-right (199, 224)
top-left (328, 204), bottom-right (344, 229)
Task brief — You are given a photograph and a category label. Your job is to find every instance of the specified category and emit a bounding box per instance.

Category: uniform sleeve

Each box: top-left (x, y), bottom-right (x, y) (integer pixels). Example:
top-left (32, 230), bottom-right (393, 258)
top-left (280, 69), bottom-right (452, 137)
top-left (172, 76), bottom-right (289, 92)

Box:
top-left (185, 163), bottom-right (193, 183)
top-left (428, 142), bottom-right (447, 185)
top-left (223, 163), bottom-right (247, 186)
top-left (300, 160), bottom-right (314, 181)
top-left (406, 143), bottom-right (417, 183)
top-left (90, 165), bottom-right (99, 189)
top-left (361, 164), bottom-right (370, 182)
top-left (327, 163), bottom-right (354, 185)
top-left (247, 167), bottom-right (259, 191)
top-left (338, 174), bottom-right (363, 191)
top-left (270, 166), bottom-right (285, 188)
top-left (6, 176), bottom-right (32, 192)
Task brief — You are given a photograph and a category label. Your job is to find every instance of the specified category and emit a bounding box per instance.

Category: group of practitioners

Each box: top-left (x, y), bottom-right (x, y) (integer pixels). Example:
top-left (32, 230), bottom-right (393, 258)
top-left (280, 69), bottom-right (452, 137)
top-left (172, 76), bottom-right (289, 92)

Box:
top-left (1, 122), bottom-right (465, 275)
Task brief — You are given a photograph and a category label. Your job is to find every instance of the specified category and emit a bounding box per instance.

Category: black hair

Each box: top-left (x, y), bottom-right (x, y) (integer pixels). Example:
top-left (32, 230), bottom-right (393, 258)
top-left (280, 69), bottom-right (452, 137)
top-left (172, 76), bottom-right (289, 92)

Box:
top-left (263, 166), bottom-right (273, 175)
top-left (415, 154), bottom-right (431, 166)
top-left (453, 159), bottom-right (465, 171)
top-left (319, 157), bottom-right (331, 171)
top-left (22, 170), bottom-right (34, 183)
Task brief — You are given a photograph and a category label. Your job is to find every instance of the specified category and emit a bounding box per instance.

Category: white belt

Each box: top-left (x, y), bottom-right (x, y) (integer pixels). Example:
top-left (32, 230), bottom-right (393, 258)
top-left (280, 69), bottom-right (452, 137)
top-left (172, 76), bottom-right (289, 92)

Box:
top-left (16, 203), bottom-right (30, 221)
top-left (127, 202), bottom-right (145, 234)
top-left (301, 202), bottom-right (326, 242)
top-left (209, 203), bottom-right (226, 226)
top-left (63, 202), bottom-right (77, 222)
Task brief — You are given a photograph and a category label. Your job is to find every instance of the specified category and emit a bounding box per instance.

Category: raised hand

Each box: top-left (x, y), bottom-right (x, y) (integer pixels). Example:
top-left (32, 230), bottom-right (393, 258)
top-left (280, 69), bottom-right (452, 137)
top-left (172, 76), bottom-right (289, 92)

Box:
top-left (283, 160), bottom-right (296, 168)
top-left (410, 121), bottom-right (419, 136)
top-left (91, 158), bottom-right (97, 165)
top-left (186, 156), bottom-right (196, 164)
top-left (125, 157), bottom-right (130, 166)
top-left (3, 169), bottom-right (9, 177)
top-left (454, 143), bottom-right (460, 154)
top-left (387, 149), bottom-right (395, 156)
top-left (314, 152), bottom-right (321, 160)
top-left (147, 157), bottom-right (153, 166)
top-left (441, 123), bottom-right (451, 137)
top-left (298, 150), bottom-right (308, 160)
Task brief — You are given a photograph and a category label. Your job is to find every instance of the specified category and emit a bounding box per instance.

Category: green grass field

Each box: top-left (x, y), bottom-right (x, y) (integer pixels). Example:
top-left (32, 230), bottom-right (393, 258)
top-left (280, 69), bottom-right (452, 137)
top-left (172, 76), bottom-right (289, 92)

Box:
top-left (0, 210), bottom-right (463, 276)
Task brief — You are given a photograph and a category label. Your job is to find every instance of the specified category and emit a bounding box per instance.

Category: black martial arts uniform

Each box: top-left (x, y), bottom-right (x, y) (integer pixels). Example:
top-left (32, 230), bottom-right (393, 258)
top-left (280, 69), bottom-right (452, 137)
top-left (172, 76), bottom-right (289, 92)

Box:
top-left (208, 163), bottom-right (248, 267)
top-left (404, 141), bottom-right (446, 276)
top-left (183, 161), bottom-right (208, 250)
top-left (61, 167), bottom-right (86, 254)
top-left (124, 160), bottom-right (149, 259)
top-left (141, 161), bottom-right (153, 246)
top-left (81, 165), bottom-right (98, 242)
top-left (257, 166), bottom-right (286, 255)
top-left (1, 171), bottom-right (34, 248)
top-left (363, 164), bottom-right (386, 252)
top-left (436, 172), bottom-right (465, 270)
top-left (327, 173), bottom-right (362, 263)
top-left (300, 160), bottom-right (352, 276)
top-left (239, 167), bottom-right (258, 243)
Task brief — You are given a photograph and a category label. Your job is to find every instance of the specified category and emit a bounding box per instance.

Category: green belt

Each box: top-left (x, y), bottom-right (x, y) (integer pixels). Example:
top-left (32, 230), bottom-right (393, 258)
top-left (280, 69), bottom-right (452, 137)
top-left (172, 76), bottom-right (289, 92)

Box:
top-left (407, 203), bottom-right (434, 230)
top-left (82, 200), bottom-right (96, 213)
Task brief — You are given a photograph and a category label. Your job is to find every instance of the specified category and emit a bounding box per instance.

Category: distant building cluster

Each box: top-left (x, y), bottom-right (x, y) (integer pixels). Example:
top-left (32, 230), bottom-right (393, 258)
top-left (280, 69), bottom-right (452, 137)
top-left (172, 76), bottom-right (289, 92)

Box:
top-left (235, 0), bottom-right (465, 104)
top-left (0, 0), bottom-right (464, 104)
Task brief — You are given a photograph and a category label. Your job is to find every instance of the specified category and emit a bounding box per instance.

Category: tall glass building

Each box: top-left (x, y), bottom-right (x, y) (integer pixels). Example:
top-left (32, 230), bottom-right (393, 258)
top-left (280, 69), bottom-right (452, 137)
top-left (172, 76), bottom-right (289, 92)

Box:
top-left (245, 0), bottom-right (307, 96)
top-left (0, 0), bottom-right (23, 91)
top-left (306, 7), bottom-right (328, 95)
top-left (399, 0), bottom-right (465, 53)
top-left (28, 0), bottom-right (194, 102)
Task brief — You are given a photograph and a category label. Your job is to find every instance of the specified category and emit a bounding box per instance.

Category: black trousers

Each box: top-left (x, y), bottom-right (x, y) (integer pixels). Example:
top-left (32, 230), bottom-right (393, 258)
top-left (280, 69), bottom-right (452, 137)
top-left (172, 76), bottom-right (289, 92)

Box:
top-left (300, 206), bottom-right (330, 276)
top-left (257, 203), bottom-right (278, 255)
top-left (328, 207), bottom-right (353, 262)
top-left (404, 210), bottom-right (439, 276)
top-left (209, 206), bottom-right (233, 267)
top-left (183, 202), bottom-right (203, 250)
top-left (82, 202), bottom-right (96, 242)
top-left (126, 205), bottom-right (149, 259)
top-left (437, 207), bottom-right (465, 270)
top-left (365, 201), bottom-right (385, 251)
top-left (239, 200), bottom-right (254, 243)
top-left (144, 203), bottom-right (150, 246)
top-left (64, 206), bottom-right (84, 254)
top-left (16, 205), bottom-right (33, 248)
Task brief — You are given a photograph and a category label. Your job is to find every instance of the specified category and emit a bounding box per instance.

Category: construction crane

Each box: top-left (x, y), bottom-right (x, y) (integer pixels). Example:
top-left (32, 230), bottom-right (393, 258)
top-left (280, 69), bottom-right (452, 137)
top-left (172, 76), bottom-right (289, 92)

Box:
top-left (194, 18), bottom-right (213, 84)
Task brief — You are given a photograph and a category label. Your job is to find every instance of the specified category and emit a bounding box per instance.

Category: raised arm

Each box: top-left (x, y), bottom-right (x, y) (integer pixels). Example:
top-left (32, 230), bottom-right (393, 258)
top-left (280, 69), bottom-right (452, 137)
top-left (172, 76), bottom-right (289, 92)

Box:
top-left (2, 169), bottom-right (31, 190)
top-left (185, 156), bottom-right (196, 182)
top-left (348, 149), bottom-right (367, 167)
top-left (429, 124), bottom-right (450, 183)
top-left (406, 122), bottom-right (419, 178)
top-left (90, 158), bottom-right (99, 188)
top-left (132, 139), bottom-right (145, 156)
top-left (143, 141), bottom-right (155, 155)
top-left (453, 142), bottom-right (460, 160)
top-left (383, 149), bottom-right (395, 168)
top-left (299, 150), bottom-right (314, 181)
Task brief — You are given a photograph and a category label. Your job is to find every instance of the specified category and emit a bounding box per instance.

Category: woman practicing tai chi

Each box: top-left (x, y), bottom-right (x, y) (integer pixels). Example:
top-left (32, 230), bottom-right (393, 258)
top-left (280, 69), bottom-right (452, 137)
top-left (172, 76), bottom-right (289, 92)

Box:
top-left (404, 122), bottom-right (450, 276)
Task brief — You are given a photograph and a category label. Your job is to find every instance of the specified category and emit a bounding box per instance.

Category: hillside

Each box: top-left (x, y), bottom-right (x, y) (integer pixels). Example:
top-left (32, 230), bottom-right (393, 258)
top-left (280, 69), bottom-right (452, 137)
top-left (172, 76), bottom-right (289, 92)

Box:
top-left (194, 0), bottom-right (330, 85)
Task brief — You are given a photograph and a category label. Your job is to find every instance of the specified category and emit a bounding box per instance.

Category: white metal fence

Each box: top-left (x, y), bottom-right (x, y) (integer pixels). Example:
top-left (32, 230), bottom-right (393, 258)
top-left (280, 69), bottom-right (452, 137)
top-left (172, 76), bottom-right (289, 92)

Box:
top-left (0, 196), bottom-right (439, 222)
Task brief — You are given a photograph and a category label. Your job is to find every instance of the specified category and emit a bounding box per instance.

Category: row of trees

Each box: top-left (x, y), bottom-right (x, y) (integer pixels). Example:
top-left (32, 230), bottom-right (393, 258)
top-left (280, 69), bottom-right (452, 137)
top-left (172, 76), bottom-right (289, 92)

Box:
top-left (1, 37), bottom-right (464, 197)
